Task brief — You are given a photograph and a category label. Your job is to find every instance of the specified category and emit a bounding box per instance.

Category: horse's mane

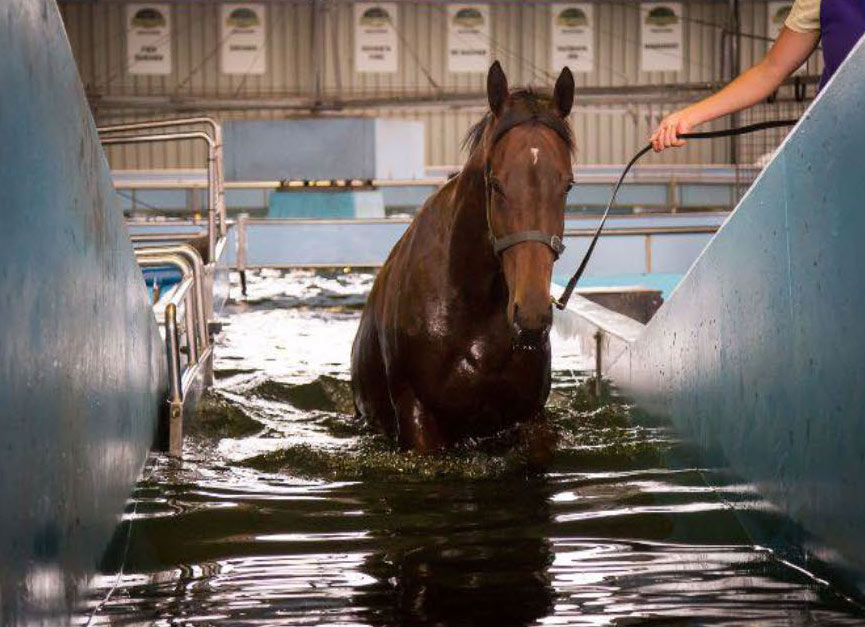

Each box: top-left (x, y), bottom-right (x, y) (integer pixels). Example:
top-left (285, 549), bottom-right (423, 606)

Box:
top-left (461, 88), bottom-right (574, 156)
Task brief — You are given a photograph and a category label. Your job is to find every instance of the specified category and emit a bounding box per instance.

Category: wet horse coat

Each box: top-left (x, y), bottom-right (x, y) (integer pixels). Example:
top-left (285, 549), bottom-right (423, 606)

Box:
top-left (352, 63), bottom-right (576, 451)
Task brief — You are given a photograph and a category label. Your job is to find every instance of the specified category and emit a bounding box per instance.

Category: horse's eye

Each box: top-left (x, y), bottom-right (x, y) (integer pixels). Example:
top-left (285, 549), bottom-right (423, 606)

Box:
top-left (564, 180), bottom-right (575, 194)
top-left (490, 179), bottom-right (505, 196)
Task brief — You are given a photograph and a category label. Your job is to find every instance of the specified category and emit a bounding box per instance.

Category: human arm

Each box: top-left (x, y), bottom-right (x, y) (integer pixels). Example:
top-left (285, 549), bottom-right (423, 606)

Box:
top-left (650, 26), bottom-right (820, 152)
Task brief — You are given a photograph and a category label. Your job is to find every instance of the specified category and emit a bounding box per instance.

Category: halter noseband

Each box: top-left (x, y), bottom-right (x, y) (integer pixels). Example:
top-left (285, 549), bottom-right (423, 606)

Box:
top-left (484, 162), bottom-right (566, 260)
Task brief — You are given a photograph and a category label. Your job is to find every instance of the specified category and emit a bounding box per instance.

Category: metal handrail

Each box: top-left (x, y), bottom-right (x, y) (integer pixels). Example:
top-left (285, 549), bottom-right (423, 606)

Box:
top-left (102, 132), bottom-right (217, 262)
top-left (98, 117), bottom-right (226, 237)
top-left (135, 246), bottom-right (208, 358)
top-left (163, 298), bottom-right (187, 457)
top-left (123, 210), bottom-right (728, 230)
top-left (157, 262), bottom-right (203, 458)
top-left (138, 255), bottom-right (199, 364)
top-left (148, 244), bottom-right (208, 355)
top-left (135, 249), bottom-right (208, 362)
top-left (167, 275), bottom-right (195, 364)
top-left (136, 239), bottom-right (214, 458)
top-left (226, 216), bottom-right (720, 273)
top-left (220, 216), bottom-right (724, 231)
top-left (165, 274), bottom-right (197, 363)
top-left (111, 176), bottom-right (447, 191)
top-left (110, 173), bottom-right (759, 193)
top-left (165, 302), bottom-right (183, 404)
top-left (564, 225), bottom-right (720, 237)
top-left (131, 231), bottom-right (207, 243)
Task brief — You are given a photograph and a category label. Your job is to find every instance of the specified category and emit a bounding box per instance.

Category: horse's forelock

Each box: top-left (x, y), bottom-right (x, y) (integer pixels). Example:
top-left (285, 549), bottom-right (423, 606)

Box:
top-left (461, 89), bottom-right (574, 157)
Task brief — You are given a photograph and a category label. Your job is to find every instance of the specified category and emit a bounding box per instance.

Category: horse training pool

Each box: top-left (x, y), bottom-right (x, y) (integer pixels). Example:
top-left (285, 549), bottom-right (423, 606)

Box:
top-left (79, 270), bottom-right (865, 626)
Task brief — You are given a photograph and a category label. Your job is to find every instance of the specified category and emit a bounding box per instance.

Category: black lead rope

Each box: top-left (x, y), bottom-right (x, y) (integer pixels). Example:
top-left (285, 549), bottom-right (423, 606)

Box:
top-left (553, 118), bottom-right (800, 311)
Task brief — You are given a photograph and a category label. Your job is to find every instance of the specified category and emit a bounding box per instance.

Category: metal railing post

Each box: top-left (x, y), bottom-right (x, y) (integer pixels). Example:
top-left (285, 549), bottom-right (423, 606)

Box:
top-left (668, 177), bottom-right (679, 213)
top-left (214, 123), bottom-right (226, 237)
top-left (207, 149), bottom-right (217, 260)
top-left (594, 330), bottom-right (604, 399)
top-left (165, 303), bottom-right (184, 457)
top-left (237, 212), bottom-right (249, 296)
top-left (644, 234), bottom-right (653, 274)
top-left (180, 278), bottom-right (199, 365)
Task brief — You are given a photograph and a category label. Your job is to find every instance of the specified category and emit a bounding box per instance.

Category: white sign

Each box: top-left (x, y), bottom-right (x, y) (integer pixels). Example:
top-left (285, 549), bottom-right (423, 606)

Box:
top-left (550, 4), bottom-right (594, 73)
top-left (126, 4), bottom-right (171, 75)
top-left (354, 3), bottom-right (398, 73)
top-left (640, 2), bottom-right (683, 72)
top-left (447, 4), bottom-right (490, 73)
top-left (220, 3), bottom-right (266, 75)
top-left (767, 1), bottom-right (805, 74)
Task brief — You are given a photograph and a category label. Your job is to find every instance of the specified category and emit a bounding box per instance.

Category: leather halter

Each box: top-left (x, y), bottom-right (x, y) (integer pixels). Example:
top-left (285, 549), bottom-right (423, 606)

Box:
top-left (484, 162), bottom-right (566, 260)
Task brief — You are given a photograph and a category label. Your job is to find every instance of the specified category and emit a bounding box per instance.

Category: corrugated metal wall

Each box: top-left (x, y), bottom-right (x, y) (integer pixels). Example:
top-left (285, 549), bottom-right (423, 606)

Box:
top-left (736, 0), bottom-right (818, 164)
top-left (59, 0), bottom-right (821, 170)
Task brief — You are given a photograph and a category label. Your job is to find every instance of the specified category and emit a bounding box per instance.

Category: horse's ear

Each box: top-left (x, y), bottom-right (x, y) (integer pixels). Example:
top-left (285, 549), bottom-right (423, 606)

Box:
top-left (553, 66), bottom-right (575, 117)
top-left (487, 61), bottom-right (508, 117)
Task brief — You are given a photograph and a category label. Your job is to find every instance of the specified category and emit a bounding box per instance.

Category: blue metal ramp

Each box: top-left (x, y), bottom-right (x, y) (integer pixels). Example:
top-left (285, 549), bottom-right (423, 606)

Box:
top-left (0, 1), bottom-right (167, 622)
top-left (599, 35), bottom-right (865, 594)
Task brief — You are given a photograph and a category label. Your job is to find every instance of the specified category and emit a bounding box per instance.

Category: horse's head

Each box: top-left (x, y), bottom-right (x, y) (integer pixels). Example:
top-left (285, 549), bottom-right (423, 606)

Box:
top-left (481, 62), bottom-right (575, 350)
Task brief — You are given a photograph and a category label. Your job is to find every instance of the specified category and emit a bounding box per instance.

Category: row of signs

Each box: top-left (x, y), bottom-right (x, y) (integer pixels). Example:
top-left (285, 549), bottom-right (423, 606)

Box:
top-left (126, 2), bottom-right (796, 76)
top-left (127, 3), bottom-right (266, 75)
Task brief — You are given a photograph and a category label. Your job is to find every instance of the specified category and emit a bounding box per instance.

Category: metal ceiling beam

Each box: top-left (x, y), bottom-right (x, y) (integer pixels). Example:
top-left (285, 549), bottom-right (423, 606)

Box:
top-left (86, 76), bottom-right (819, 114)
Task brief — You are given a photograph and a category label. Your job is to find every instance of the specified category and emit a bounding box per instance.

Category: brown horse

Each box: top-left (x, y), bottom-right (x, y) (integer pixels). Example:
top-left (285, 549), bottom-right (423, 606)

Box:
top-left (351, 62), bottom-right (575, 452)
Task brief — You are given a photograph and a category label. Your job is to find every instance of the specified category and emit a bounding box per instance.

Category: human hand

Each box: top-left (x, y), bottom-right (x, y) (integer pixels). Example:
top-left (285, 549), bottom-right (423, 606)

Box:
top-left (650, 108), bottom-right (698, 152)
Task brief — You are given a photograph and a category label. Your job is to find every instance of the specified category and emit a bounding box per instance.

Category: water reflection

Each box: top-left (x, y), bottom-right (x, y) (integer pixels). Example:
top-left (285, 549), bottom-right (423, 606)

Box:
top-left (356, 479), bottom-right (554, 626)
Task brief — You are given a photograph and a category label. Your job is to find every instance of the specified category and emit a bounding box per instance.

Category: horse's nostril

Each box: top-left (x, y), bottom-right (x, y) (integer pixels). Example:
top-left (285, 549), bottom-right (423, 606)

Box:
top-left (513, 303), bottom-right (552, 334)
top-left (540, 306), bottom-right (553, 329)
top-left (512, 326), bottom-right (548, 350)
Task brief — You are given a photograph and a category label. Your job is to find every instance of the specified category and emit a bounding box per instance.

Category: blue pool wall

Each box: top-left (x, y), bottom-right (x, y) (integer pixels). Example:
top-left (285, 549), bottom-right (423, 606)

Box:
top-left (0, 1), bottom-right (167, 622)
top-left (218, 213), bottom-right (723, 278)
top-left (610, 36), bottom-right (865, 594)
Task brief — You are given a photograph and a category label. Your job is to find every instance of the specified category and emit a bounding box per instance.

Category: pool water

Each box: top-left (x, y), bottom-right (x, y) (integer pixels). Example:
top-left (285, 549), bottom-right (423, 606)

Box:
top-left (79, 270), bottom-right (865, 626)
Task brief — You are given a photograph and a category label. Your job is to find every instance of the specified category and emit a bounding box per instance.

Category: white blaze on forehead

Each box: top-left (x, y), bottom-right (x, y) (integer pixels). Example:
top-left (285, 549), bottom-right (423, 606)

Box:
top-left (530, 147), bottom-right (540, 165)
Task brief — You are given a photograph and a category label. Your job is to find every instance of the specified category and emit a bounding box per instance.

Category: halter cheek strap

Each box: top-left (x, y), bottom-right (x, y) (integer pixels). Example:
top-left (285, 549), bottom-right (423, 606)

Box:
top-left (484, 163), bottom-right (566, 260)
top-left (492, 231), bottom-right (565, 257)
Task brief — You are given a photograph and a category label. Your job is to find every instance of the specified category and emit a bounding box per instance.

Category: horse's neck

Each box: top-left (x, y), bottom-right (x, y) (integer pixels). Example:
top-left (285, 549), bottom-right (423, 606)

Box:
top-left (446, 156), bottom-right (504, 305)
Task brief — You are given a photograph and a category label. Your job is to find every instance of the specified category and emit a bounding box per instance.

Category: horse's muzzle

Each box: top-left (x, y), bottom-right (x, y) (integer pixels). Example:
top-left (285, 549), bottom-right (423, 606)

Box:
top-left (510, 303), bottom-right (552, 350)
top-left (511, 325), bottom-right (550, 351)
